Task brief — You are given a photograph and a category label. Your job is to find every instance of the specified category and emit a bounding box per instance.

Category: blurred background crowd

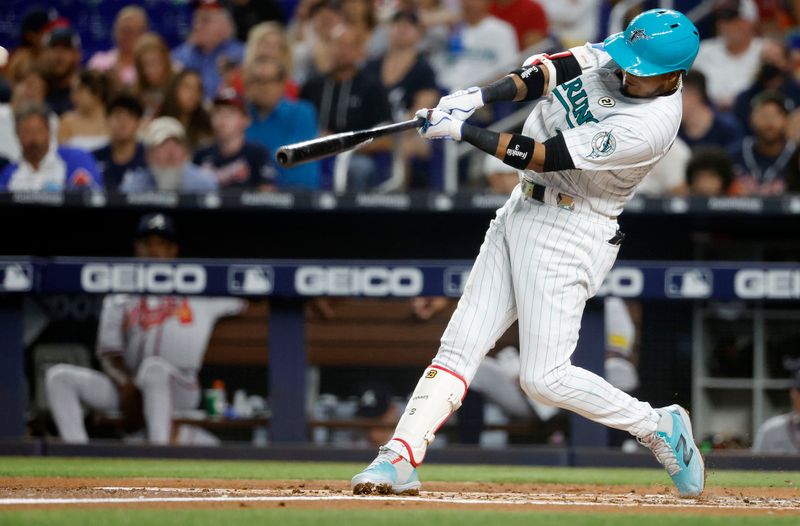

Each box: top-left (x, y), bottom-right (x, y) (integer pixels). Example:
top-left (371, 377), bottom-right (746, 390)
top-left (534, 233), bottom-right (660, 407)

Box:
top-left (2, 0), bottom-right (800, 195)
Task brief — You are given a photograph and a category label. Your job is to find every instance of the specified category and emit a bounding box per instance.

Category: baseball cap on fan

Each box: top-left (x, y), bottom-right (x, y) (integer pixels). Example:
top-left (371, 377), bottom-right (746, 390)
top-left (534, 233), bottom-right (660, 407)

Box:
top-left (212, 87), bottom-right (246, 112)
top-left (136, 213), bottom-right (178, 241)
top-left (192, 0), bottom-right (227, 11)
top-left (142, 116), bottom-right (187, 148)
top-left (45, 26), bottom-right (81, 49)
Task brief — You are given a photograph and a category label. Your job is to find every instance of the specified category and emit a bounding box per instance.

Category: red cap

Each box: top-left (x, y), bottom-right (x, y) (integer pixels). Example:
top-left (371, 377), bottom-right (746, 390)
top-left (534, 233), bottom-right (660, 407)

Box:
top-left (212, 87), bottom-right (245, 111)
top-left (192, 0), bottom-right (226, 11)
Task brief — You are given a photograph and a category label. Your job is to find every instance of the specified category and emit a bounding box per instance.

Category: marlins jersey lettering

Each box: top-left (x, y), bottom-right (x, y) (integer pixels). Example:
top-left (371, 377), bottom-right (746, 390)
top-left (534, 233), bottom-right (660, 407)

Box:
top-left (521, 43), bottom-right (683, 218)
top-left (96, 295), bottom-right (246, 372)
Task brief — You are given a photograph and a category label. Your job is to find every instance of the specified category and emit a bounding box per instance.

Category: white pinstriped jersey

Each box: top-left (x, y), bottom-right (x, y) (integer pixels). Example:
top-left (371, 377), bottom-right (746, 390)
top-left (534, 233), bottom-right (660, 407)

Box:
top-left (96, 295), bottom-right (246, 373)
top-left (521, 43), bottom-right (683, 218)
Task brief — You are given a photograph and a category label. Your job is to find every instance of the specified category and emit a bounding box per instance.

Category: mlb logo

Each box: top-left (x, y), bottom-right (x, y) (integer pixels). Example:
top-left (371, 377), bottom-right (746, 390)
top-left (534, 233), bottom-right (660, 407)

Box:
top-left (665, 268), bottom-right (713, 299)
top-left (228, 265), bottom-right (274, 295)
top-left (0, 263), bottom-right (33, 292)
top-left (444, 267), bottom-right (472, 297)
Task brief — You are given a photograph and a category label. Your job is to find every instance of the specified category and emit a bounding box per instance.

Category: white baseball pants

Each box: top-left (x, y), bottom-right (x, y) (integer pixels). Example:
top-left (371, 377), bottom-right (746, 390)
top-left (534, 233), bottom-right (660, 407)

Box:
top-left (45, 357), bottom-right (200, 444)
top-left (433, 186), bottom-right (659, 437)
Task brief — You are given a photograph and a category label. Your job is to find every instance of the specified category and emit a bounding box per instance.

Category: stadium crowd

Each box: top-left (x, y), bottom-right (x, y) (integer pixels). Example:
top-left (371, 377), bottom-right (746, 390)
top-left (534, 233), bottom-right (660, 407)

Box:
top-left (1, 0), bottom-right (800, 195)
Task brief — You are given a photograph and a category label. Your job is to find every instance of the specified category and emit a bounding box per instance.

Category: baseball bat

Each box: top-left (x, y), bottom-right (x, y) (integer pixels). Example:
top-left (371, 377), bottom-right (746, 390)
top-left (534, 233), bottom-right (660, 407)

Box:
top-left (275, 117), bottom-right (425, 168)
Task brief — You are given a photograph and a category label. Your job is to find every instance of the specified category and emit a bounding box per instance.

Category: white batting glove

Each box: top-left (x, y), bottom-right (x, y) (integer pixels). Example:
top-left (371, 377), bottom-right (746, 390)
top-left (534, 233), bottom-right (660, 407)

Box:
top-left (436, 87), bottom-right (483, 121)
top-left (416, 108), bottom-right (463, 141)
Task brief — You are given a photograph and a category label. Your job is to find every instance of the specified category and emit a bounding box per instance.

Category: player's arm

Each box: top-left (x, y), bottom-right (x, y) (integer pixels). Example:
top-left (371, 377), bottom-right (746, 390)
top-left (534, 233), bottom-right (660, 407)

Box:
top-left (96, 295), bottom-right (143, 430)
top-left (437, 51), bottom-right (587, 120)
top-left (415, 108), bottom-right (574, 173)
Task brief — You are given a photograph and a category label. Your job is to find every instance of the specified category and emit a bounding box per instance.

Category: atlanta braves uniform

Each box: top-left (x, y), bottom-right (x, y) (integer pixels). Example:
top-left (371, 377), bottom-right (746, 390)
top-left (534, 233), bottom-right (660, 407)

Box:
top-left (46, 295), bottom-right (245, 444)
top-left (353, 9), bottom-right (705, 498)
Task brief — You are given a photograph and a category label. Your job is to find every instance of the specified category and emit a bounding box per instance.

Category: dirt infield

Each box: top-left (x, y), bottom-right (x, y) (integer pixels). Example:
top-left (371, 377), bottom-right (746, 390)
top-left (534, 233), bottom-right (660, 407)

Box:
top-left (1, 477), bottom-right (799, 515)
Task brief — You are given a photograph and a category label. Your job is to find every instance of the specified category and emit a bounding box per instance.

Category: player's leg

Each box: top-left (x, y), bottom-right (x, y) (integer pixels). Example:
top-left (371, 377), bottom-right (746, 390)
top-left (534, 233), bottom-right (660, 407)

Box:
top-left (135, 356), bottom-right (199, 444)
top-left (45, 364), bottom-right (120, 443)
top-left (352, 192), bottom-right (519, 494)
top-left (511, 207), bottom-right (703, 496)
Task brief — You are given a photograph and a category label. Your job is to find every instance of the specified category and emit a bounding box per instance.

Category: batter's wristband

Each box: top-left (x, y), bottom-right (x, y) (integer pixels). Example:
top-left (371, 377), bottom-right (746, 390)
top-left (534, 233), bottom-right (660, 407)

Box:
top-left (502, 134), bottom-right (536, 170)
top-left (511, 66), bottom-right (546, 101)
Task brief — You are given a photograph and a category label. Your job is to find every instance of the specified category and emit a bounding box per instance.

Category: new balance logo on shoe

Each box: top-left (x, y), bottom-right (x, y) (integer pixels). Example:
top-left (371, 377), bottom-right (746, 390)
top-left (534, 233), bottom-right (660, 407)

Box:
top-left (675, 434), bottom-right (694, 466)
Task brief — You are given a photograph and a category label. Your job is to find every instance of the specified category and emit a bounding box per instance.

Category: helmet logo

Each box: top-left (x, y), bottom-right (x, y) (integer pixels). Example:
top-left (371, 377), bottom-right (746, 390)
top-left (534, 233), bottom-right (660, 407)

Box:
top-left (628, 28), bottom-right (652, 43)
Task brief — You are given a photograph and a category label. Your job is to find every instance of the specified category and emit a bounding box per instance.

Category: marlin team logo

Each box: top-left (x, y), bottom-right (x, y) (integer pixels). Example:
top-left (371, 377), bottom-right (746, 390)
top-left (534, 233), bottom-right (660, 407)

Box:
top-left (628, 28), bottom-right (652, 43)
top-left (587, 131), bottom-right (616, 159)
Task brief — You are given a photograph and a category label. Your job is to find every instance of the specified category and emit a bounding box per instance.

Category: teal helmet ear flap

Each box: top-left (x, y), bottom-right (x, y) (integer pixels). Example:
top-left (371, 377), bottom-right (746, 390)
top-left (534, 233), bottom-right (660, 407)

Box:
top-left (603, 9), bottom-right (700, 77)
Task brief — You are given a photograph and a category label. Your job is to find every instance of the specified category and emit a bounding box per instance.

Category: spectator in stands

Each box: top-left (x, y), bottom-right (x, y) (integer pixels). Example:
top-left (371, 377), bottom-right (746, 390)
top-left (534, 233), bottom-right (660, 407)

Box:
top-left (685, 147), bottom-right (735, 197)
top-left (45, 212), bottom-right (245, 445)
top-left (134, 33), bottom-right (176, 121)
top-left (679, 71), bottom-right (744, 150)
top-left (434, 0), bottom-right (518, 92)
top-left (733, 38), bottom-right (800, 132)
top-left (694, 0), bottom-right (765, 110)
top-left (635, 137), bottom-right (692, 196)
top-left (171, 0), bottom-right (245, 100)
top-left (728, 91), bottom-right (796, 195)
top-left (39, 26), bottom-right (82, 116)
top-left (752, 369), bottom-right (800, 454)
top-left (92, 96), bottom-right (147, 192)
top-left (366, 11), bottom-right (439, 122)
top-left (57, 70), bottom-right (112, 151)
top-left (229, 0), bottom-right (285, 43)
top-left (483, 154), bottom-right (519, 194)
top-left (0, 68), bottom-right (58, 162)
top-left (231, 22), bottom-right (298, 100)
top-left (244, 59), bottom-right (320, 189)
top-left (120, 116), bottom-right (217, 193)
top-left (300, 24), bottom-right (394, 189)
top-left (159, 69), bottom-right (214, 151)
top-left (194, 88), bottom-right (276, 190)
top-left (415, 0), bottom-right (460, 58)
top-left (490, 0), bottom-right (549, 50)
top-left (289, 0), bottom-right (344, 86)
top-left (341, 0), bottom-right (381, 58)
top-left (87, 6), bottom-right (149, 89)
top-left (365, 10), bottom-right (440, 188)
top-left (0, 103), bottom-right (102, 192)
top-left (5, 8), bottom-right (59, 82)
top-left (540, 0), bottom-right (598, 47)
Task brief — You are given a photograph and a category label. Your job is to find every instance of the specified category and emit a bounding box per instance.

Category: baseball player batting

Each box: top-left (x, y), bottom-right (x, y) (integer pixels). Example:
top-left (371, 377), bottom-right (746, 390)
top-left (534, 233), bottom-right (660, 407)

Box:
top-left (46, 214), bottom-right (246, 444)
top-left (352, 9), bottom-right (705, 497)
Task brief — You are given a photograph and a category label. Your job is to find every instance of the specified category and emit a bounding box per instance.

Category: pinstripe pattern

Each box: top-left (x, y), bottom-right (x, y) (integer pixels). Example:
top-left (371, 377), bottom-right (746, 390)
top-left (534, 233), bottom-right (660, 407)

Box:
top-left (433, 190), bottom-right (659, 436)
top-left (391, 44), bottom-right (677, 462)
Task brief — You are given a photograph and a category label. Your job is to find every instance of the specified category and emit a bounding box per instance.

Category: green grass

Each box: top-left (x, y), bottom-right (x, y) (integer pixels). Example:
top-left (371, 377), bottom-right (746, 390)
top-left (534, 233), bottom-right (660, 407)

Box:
top-left (0, 510), bottom-right (798, 526)
top-left (0, 456), bottom-right (798, 488)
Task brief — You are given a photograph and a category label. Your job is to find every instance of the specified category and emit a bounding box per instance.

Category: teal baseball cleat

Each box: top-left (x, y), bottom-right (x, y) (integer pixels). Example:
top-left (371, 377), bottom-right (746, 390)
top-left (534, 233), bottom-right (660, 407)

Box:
top-left (640, 404), bottom-right (705, 497)
top-left (351, 447), bottom-right (422, 495)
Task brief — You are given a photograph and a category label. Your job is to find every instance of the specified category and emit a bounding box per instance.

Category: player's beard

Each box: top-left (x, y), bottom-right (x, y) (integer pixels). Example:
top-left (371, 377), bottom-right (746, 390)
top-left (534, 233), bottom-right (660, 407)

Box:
top-left (151, 165), bottom-right (184, 191)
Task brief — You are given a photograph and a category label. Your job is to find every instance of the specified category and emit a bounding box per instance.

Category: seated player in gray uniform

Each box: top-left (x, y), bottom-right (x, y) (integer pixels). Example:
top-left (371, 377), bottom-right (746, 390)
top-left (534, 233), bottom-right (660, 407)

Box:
top-left (752, 370), bottom-right (800, 454)
top-left (45, 213), bottom-right (246, 445)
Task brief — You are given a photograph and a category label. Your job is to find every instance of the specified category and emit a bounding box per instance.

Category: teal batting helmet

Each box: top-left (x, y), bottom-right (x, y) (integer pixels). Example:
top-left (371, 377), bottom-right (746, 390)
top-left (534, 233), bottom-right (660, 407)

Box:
top-left (603, 9), bottom-right (700, 77)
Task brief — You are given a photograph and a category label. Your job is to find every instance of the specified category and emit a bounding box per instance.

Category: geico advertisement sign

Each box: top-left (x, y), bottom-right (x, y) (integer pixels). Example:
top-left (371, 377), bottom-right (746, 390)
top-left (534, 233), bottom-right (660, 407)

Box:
top-left (81, 264), bottom-right (207, 293)
top-left (596, 268), bottom-right (644, 297)
top-left (735, 269), bottom-right (800, 299)
top-left (295, 266), bottom-right (423, 296)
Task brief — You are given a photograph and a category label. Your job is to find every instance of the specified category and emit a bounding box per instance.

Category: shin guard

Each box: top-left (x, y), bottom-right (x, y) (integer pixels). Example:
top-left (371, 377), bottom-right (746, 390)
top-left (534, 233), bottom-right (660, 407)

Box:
top-left (389, 365), bottom-right (467, 466)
